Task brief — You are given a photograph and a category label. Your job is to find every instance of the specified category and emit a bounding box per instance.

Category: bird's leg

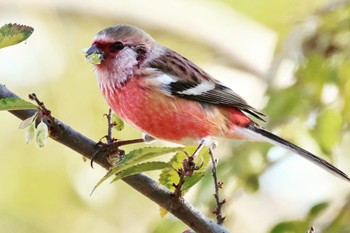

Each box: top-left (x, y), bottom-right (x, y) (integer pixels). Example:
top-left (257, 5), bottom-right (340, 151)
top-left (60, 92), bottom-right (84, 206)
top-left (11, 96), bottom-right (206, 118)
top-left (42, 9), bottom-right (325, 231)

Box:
top-left (142, 133), bottom-right (155, 144)
top-left (183, 138), bottom-right (218, 174)
top-left (91, 137), bottom-right (146, 168)
top-left (105, 109), bottom-right (114, 144)
top-left (191, 140), bottom-right (205, 160)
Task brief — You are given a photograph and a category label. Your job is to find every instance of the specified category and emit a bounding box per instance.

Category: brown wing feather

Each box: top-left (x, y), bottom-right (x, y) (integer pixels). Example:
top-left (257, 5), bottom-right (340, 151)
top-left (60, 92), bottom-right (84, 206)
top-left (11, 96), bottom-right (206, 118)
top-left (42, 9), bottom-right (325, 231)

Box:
top-left (146, 48), bottom-right (266, 122)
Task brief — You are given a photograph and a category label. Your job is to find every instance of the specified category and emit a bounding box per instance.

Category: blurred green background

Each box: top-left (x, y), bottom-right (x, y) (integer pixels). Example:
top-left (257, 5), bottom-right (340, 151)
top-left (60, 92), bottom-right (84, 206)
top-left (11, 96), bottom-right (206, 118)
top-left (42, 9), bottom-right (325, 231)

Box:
top-left (1, 0), bottom-right (350, 232)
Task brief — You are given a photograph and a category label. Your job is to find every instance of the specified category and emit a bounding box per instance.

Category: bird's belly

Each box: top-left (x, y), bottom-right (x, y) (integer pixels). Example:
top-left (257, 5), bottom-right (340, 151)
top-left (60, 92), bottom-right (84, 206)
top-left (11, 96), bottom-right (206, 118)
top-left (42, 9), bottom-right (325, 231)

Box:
top-left (101, 81), bottom-right (227, 144)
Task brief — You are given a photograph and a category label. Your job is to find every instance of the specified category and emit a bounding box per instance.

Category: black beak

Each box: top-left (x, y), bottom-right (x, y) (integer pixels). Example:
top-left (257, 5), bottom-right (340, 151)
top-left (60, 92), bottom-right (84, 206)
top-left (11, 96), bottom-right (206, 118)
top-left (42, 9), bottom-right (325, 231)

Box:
top-left (85, 44), bottom-right (101, 57)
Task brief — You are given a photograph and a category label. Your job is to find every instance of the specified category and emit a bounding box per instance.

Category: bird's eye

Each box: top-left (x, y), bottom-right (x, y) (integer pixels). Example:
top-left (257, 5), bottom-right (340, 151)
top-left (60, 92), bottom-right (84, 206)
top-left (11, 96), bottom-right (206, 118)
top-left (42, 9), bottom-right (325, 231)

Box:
top-left (110, 42), bottom-right (125, 51)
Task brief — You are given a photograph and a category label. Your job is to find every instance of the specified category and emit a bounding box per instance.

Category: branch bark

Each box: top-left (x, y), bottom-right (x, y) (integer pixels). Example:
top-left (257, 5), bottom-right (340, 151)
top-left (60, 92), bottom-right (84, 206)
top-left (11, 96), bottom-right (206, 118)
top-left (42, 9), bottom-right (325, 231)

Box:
top-left (0, 84), bottom-right (229, 233)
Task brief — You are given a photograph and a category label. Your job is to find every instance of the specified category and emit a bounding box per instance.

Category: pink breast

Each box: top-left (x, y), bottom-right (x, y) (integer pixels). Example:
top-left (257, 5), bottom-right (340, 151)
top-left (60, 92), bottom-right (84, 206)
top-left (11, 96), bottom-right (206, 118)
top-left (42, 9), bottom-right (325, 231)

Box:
top-left (101, 78), bottom-right (252, 144)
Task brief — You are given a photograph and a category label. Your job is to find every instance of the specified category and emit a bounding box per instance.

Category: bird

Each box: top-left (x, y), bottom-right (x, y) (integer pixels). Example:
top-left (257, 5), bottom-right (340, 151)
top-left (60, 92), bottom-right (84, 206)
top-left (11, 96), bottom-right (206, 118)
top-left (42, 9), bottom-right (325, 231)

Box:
top-left (85, 24), bottom-right (350, 182)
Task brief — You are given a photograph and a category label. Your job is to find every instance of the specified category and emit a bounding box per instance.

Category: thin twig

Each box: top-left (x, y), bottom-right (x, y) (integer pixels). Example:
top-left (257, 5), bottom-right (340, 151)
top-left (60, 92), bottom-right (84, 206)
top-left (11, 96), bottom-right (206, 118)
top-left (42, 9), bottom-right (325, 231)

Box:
top-left (105, 108), bottom-right (114, 144)
top-left (28, 93), bottom-right (55, 126)
top-left (173, 168), bottom-right (186, 199)
top-left (90, 109), bottom-right (144, 167)
top-left (209, 146), bottom-right (226, 225)
top-left (173, 149), bottom-right (204, 198)
top-left (173, 152), bottom-right (194, 198)
top-left (28, 93), bottom-right (50, 114)
top-left (105, 109), bottom-right (144, 146)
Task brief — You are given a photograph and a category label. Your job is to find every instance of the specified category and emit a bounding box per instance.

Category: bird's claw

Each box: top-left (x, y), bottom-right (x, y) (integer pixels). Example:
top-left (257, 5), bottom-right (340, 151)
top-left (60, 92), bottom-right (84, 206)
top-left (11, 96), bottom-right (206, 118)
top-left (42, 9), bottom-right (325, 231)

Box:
top-left (181, 152), bottom-right (203, 177)
top-left (91, 140), bottom-right (124, 168)
top-left (91, 137), bottom-right (145, 168)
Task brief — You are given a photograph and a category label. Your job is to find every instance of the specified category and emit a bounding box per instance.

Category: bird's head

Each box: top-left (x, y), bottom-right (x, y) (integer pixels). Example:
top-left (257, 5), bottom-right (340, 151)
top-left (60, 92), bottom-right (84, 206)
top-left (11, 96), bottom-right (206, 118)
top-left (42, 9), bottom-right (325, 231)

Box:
top-left (85, 25), bottom-right (158, 85)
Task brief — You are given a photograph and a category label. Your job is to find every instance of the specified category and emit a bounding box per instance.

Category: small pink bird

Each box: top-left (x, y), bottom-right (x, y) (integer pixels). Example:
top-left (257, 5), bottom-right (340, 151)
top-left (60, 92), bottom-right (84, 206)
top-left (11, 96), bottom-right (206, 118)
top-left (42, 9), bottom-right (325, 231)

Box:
top-left (85, 24), bottom-right (349, 182)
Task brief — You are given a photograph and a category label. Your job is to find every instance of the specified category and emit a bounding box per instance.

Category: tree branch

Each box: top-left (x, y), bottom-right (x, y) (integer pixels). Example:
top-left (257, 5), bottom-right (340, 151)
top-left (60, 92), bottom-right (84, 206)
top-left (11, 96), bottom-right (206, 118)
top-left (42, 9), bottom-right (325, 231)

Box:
top-left (0, 84), bottom-right (228, 233)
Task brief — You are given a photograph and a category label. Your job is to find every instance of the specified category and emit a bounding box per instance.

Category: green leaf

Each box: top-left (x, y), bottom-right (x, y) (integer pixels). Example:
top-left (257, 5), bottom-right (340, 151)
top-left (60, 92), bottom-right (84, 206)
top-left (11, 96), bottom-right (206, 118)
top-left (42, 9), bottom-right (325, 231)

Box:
top-left (159, 150), bottom-right (186, 190)
top-left (111, 162), bottom-right (173, 182)
top-left (117, 147), bottom-right (183, 166)
top-left (242, 174), bottom-right (260, 193)
top-left (313, 108), bottom-right (342, 155)
top-left (307, 202), bottom-right (329, 221)
top-left (0, 97), bottom-right (37, 111)
top-left (270, 220), bottom-right (309, 233)
top-left (158, 146), bottom-right (210, 217)
top-left (270, 203), bottom-right (329, 233)
top-left (322, 200), bottom-right (350, 233)
top-left (92, 147), bottom-right (182, 194)
top-left (264, 87), bottom-right (307, 124)
top-left (111, 113), bottom-right (124, 131)
top-left (0, 23), bottom-right (34, 49)
top-left (159, 146), bottom-right (210, 192)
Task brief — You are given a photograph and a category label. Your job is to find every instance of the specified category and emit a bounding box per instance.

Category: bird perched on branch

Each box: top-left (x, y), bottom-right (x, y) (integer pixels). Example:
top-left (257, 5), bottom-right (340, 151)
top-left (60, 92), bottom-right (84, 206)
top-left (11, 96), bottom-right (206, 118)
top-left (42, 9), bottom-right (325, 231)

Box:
top-left (85, 24), bottom-right (349, 182)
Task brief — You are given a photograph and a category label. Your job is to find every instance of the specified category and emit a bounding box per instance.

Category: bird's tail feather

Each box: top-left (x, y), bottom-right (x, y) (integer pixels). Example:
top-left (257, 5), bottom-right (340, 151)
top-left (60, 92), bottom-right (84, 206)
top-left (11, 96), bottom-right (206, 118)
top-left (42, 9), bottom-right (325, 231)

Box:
top-left (240, 124), bottom-right (350, 182)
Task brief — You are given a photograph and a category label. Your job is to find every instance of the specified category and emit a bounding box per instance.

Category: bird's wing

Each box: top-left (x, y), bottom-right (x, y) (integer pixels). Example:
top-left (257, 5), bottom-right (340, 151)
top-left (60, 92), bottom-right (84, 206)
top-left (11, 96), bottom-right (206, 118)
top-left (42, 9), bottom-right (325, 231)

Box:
top-left (145, 49), bottom-right (266, 122)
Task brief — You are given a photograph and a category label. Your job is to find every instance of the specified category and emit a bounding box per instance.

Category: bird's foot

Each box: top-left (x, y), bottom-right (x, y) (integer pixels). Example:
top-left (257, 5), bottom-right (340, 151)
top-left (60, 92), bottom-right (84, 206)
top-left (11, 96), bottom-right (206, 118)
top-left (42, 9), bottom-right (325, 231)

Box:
top-left (91, 138), bottom-right (145, 168)
top-left (91, 138), bottom-right (125, 168)
top-left (182, 150), bottom-right (203, 177)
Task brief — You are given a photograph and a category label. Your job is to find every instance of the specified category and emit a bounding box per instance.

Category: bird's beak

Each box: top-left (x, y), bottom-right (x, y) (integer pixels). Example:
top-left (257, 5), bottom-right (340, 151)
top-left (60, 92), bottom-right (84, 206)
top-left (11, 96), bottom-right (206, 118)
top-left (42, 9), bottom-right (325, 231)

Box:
top-left (85, 44), bottom-right (100, 56)
top-left (84, 44), bottom-right (104, 65)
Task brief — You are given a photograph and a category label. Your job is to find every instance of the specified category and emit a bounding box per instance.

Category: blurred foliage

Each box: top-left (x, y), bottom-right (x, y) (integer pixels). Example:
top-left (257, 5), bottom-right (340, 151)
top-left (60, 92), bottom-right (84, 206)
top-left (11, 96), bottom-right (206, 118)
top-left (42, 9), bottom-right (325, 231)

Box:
top-left (323, 196), bottom-right (350, 233)
top-left (269, 198), bottom-right (350, 233)
top-left (266, 2), bottom-right (350, 156)
top-left (151, 217), bottom-right (186, 233)
top-left (1, 1), bottom-right (350, 233)
top-left (225, 0), bottom-right (328, 39)
top-left (194, 1), bottom-right (350, 232)
top-left (269, 202), bottom-right (328, 233)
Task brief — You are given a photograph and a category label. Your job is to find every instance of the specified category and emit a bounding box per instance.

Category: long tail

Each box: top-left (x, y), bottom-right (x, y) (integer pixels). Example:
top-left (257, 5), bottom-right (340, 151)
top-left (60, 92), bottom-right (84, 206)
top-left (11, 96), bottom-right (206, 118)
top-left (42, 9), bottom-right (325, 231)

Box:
top-left (241, 124), bottom-right (350, 182)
